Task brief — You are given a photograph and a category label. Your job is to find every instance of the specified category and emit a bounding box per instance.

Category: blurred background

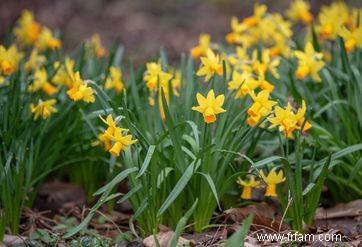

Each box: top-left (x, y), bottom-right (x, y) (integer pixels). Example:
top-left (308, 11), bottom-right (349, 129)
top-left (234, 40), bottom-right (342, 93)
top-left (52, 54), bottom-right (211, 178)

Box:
top-left (0, 0), bottom-right (356, 63)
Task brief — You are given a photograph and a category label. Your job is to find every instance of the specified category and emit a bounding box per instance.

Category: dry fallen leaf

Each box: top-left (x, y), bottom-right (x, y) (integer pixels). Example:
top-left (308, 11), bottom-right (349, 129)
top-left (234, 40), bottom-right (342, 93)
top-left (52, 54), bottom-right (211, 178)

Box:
top-left (315, 199), bottom-right (362, 220)
top-left (143, 230), bottom-right (192, 247)
top-left (225, 203), bottom-right (289, 232)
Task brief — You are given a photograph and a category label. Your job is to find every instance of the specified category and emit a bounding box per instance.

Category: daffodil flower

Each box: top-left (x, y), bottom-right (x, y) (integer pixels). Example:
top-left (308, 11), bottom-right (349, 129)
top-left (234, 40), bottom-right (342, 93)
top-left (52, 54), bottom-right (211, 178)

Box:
top-left (247, 90), bottom-right (277, 127)
top-left (192, 89), bottom-right (226, 124)
top-left (228, 71), bottom-right (259, 99)
top-left (286, 0), bottom-right (313, 25)
top-left (237, 176), bottom-right (260, 199)
top-left (191, 33), bottom-right (211, 58)
top-left (196, 49), bottom-right (223, 82)
top-left (29, 99), bottom-right (57, 120)
top-left (28, 68), bottom-right (57, 96)
top-left (259, 169), bottom-right (285, 197)
top-left (106, 127), bottom-right (138, 156)
top-left (89, 34), bottom-right (107, 58)
top-left (36, 27), bottom-right (62, 51)
top-left (13, 10), bottom-right (41, 46)
top-left (0, 45), bottom-right (23, 76)
top-left (66, 72), bottom-right (95, 103)
top-left (294, 42), bottom-right (325, 82)
top-left (268, 100), bottom-right (312, 138)
top-left (105, 66), bottom-right (124, 93)
top-left (52, 57), bottom-right (75, 88)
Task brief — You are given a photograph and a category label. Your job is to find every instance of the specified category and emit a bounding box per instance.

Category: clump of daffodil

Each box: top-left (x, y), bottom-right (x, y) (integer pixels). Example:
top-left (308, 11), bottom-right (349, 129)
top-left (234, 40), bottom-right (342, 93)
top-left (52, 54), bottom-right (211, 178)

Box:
top-left (339, 26), bottom-right (362, 53)
top-left (87, 34), bottom-right (107, 58)
top-left (99, 114), bottom-right (137, 156)
top-left (36, 27), bottom-right (62, 50)
top-left (13, 10), bottom-right (41, 46)
top-left (236, 175), bottom-right (260, 199)
top-left (52, 57), bottom-right (75, 88)
top-left (24, 49), bottom-right (46, 72)
top-left (196, 49), bottom-right (223, 82)
top-left (28, 68), bottom-right (57, 96)
top-left (260, 169), bottom-right (285, 197)
top-left (268, 100), bottom-right (312, 138)
top-left (247, 90), bottom-right (277, 127)
top-left (191, 33), bottom-right (211, 58)
top-left (192, 89), bottom-right (226, 124)
top-left (29, 99), bottom-right (57, 120)
top-left (105, 66), bottom-right (124, 93)
top-left (0, 45), bottom-right (23, 76)
top-left (66, 72), bottom-right (95, 103)
top-left (286, 0), bottom-right (313, 25)
top-left (294, 42), bottom-right (325, 82)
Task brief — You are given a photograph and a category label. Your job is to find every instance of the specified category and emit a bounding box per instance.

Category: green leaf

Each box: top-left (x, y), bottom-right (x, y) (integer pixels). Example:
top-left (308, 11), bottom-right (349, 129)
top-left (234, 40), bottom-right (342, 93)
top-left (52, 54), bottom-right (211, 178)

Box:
top-left (196, 172), bottom-right (221, 210)
top-left (136, 145), bottom-right (156, 178)
top-left (93, 167), bottom-right (138, 196)
top-left (169, 199), bottom-right (198, 247)
top-left (157, 160), bottom-right (200, 217)
top-left (225, 215), bottom-right (253, 247)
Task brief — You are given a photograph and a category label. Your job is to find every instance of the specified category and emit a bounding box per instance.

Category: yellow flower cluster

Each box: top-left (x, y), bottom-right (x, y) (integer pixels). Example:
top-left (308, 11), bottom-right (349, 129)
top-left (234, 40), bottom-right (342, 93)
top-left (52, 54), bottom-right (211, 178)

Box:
top-left (268, 101), bottom-right (312, 138)
top-left (99, 114), bottom-right (137, 156)
top-left (237, 169), bottom-right (285, 199)
top-left (225, 4), bottom-right (292, 57)
top-left (14, 10), bottom-right (61, 50)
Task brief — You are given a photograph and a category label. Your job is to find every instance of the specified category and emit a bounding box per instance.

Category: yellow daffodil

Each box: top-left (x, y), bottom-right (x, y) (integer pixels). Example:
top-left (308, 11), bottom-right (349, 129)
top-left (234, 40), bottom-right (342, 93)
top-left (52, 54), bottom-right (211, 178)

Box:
top-left (105, 66), bottom-right (124, 93)
top-left (268, 103), bottom-right (297, 138)
top-left (66, 72), bottom-right (95, 103)
top-left (237, 176), bottom-right (260, 199)
top-left (247, 90), bottom-right (277, 127)
top-left (29, 99), bottom-right (57, 120)
top-left (228, 71), bottom-right (259, 99)
top-left (36, 27), bottom-right (62, 50)
top-left (52, 57), bottom-right (75, 88)
top-left (91, 34), bottom-right (106, 58)
top-left (339, 26), bottom-right (362, 53)
top-left (192, 89), bottom-right (226, 124)
top-left (24, 49), bottom-right (46, 72)
top-left (28, 68), bottom-right (57, 96)
top-left (260, 169), bottom-right (285, 197)
top-left (226, 17), bottom-right (246, 45)
top-left (191, 33), bottom-right (211, 58)
top-left (294, 42), bottom-right (325, 82)
top-left (196, 49), bottom-right (223, 82)
top-left (242, 4), bottom-right (267, 28)
top-left (316, 3), bottom-right (345, 40)
top-left (13, 10), bottom-right (41, 46)
top-left (144, 62), bottom-right (172, 92)
top-left (286, 0), bottom-right (313, 24)
top-left (106, 127), bottom-right (137, 156)
top-left (0, 45), bottom-right (23, 76)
